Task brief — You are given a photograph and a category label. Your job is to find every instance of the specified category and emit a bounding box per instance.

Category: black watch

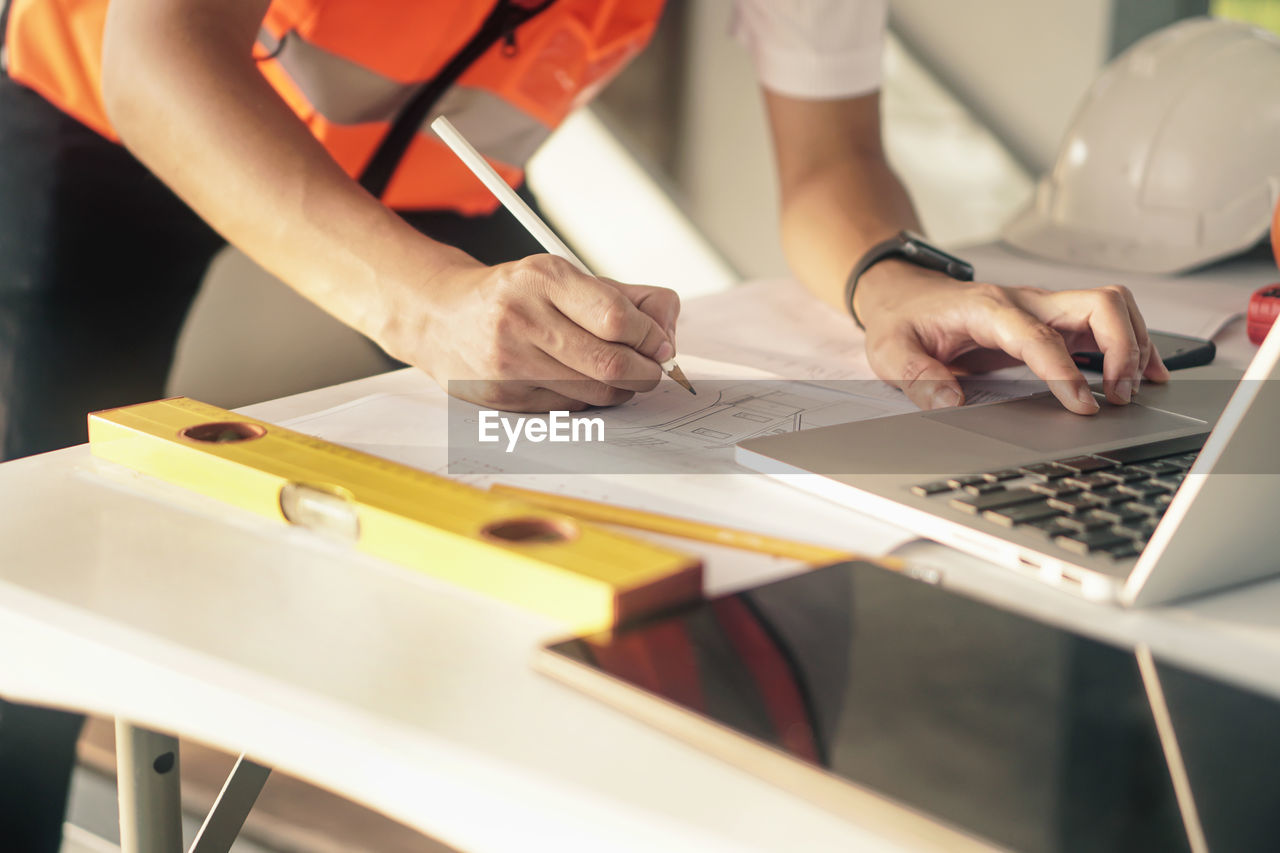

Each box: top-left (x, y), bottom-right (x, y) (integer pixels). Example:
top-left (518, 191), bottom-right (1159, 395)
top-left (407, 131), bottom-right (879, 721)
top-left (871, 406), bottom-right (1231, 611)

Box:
top-left (844, 231), bottom-right (974, 329)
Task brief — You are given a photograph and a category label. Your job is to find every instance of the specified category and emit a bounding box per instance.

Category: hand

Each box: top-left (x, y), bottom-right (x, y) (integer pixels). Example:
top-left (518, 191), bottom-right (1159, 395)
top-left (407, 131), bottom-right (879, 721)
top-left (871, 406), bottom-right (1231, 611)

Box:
top-left (383, 253), bottom-right (681, 412)
top-left (854, 260), bottom-right (1171, 414)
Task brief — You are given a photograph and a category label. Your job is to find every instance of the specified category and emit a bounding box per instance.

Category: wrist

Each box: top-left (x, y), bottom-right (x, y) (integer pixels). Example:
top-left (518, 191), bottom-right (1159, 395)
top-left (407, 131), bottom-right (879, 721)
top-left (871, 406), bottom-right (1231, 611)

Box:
top-left (853, 259), bottom-right (950, 327)
top-left (367, 227), bottom-right (481, 359)
top-left (846, 231), bottom-right (974, 329)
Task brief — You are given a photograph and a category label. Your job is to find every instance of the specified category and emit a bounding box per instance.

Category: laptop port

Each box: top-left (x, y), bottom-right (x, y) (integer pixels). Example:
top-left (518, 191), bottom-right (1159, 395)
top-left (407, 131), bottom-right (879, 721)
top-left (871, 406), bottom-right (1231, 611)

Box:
top-left (1058, 572), bottom-right (1084, 589)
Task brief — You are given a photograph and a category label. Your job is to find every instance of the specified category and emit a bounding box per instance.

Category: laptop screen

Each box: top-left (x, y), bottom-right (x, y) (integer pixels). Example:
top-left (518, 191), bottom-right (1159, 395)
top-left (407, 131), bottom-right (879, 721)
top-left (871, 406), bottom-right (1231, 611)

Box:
top-left (544, 562), bottom-right (1280, 851)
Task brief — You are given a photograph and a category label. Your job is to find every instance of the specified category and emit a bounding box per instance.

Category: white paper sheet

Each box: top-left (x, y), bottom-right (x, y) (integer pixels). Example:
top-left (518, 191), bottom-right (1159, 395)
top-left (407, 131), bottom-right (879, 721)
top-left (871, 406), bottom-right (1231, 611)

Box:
top-left (678, 280), bottom-right (1046, 405)
top-left (283, 356), bottom-right (914, 477)
top-left (280, 361), bottom-right (924, 593)
top-left (677, 281), bottom-right (873, 381)
top-left (960, 241), bottom-right (1262, 340)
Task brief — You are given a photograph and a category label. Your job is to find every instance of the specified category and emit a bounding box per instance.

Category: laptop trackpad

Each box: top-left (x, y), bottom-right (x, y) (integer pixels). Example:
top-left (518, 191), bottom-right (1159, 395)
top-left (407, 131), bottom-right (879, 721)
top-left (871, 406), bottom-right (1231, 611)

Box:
top-left (922, 393), bottom-right (1205, 454)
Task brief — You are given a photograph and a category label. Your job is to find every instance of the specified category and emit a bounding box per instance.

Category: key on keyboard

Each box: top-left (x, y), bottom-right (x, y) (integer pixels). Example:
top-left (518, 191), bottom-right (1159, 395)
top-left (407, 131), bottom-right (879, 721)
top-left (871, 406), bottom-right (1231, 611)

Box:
top-left (908, 433), bottom-right (1205, 563)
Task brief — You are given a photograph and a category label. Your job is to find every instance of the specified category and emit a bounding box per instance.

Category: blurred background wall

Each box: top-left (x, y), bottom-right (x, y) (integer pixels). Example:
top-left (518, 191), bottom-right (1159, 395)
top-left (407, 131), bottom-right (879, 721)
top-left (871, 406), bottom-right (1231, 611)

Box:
top-left (170, 0), bottom-right (1270, 409)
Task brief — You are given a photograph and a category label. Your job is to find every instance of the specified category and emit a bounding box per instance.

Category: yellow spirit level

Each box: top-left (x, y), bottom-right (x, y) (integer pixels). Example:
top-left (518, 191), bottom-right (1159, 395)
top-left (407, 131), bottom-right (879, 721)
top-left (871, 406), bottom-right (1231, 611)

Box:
top-left (88, 398), bottom-right (702, 632)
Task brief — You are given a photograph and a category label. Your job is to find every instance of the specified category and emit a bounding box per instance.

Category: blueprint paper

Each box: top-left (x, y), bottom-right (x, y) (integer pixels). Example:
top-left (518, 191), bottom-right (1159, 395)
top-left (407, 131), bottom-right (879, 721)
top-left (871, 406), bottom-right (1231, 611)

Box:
top-left (279, 349), bottom-right (1024, 484)
top-left (282, 356), bottom-right (924, 479)
top-left (677, 281), bottom-right (873, 381)
top-left (280, 359), bottom-right (924, 588)
top-left (444, 373), bottom-right (927, 478)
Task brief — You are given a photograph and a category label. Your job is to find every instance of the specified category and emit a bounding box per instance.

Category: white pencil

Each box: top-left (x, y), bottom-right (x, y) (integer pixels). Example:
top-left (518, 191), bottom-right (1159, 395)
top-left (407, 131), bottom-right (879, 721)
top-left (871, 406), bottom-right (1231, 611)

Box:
top-left (430, 115), bottom-right (694, 395)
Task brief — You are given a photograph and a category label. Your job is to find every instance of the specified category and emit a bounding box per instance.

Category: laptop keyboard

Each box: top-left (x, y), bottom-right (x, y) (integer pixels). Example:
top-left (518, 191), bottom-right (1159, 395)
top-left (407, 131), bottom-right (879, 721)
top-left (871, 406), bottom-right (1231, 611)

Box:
top-left (909, 433), bottom-right (1209, 561)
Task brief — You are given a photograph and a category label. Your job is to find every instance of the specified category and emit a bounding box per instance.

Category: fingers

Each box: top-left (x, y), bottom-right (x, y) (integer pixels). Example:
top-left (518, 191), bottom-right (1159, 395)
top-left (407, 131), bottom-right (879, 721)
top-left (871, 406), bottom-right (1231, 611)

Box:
top-left (1092, 287), bottom-right (1142, 404)
top-left (1017, 285), bottom-right (1167, 404)
top-left (867, 331), bottom-right (966, 411)
top-left (481, 288), bottom-right (662, 393)
top-left (509, 256), bottom-right (679, 378)
top-left (610, 280), bottom-right (682, 342)
top-left (855, 271), bottom-right (1103, 415)
top-left (550, 333), bottom-right (664, 393)
top-left (488, 256), bottom-right (678, 392)
top-left (453, 361), bottom-right (632, 411)
top-left (980, 300), bottom-right (1101, 415)
top-left (522, 348), bottom-right (640, 407)
top-left (530, 298), bottom-right (665, 393)
top-left (1146, 343), bottom-right (1170, 382)
top-left (1032, 286), bottom-right (1139, 404)
top-left (1114, 286), bottom-right (1170, 383)
top-left (544, 264), bottom-right (676, 365)
top-left (454, 350), bottom-right (634, 409)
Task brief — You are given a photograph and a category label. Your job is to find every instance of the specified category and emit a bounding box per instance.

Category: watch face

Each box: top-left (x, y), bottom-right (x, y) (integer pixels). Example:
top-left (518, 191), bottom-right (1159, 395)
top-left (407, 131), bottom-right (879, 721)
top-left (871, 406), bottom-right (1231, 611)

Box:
top-left (898, 234), bottom-right (973, 280)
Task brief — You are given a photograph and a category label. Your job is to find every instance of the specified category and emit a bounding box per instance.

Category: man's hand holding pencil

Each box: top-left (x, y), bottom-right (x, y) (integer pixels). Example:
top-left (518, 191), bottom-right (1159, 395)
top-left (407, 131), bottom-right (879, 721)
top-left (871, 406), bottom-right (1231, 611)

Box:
top-left (396, 251), bottom-right (682, 412)
top-left (399, 117), bottom-right (692, 413)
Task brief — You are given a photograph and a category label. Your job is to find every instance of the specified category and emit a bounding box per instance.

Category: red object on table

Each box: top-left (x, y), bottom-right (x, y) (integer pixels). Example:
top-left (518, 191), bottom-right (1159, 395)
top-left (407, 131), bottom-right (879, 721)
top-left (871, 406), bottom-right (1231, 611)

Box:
top-left (1254, 203), bottom-right (1280, 346)
top-left (1249, 284), bottom-right (1280, 345)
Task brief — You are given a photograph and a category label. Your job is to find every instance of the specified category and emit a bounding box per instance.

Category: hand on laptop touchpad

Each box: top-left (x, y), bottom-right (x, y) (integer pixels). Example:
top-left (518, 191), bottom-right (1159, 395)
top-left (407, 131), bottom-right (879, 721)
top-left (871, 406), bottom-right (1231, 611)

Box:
top-left (921, 394), bottom-right (1205, 454)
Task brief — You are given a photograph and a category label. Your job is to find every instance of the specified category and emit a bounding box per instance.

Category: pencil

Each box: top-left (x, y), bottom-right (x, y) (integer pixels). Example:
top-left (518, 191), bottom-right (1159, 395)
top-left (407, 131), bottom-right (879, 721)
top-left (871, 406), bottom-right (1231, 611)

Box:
top-left (489, 483), bottom-right (852, 565)
top-left (430, 116), bottom-right (694, 395)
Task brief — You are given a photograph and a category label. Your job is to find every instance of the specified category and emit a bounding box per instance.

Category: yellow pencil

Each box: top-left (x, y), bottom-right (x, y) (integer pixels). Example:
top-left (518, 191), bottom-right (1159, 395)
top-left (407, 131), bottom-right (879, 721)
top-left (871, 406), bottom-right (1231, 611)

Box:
top-left (489, 484), bottom-right (852, 565)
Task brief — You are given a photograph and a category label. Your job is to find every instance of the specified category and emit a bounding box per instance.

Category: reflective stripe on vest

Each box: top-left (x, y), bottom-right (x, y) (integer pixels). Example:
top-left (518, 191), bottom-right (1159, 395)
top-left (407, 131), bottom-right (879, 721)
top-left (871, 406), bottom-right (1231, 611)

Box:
top-left (4, 0), bottom-right (665, 212)
top-left (258, 28), bottom-right (413, 126)
top-left (428, 85), bottom-right (552, 168)
top-left (260, 28), bottom-right (551, 169)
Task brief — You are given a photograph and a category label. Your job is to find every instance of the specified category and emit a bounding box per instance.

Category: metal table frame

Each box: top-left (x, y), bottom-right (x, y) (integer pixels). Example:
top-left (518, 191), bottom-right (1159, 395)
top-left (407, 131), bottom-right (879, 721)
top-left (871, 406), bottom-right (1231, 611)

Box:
top-left (115, 719), bottom-right (271, 853)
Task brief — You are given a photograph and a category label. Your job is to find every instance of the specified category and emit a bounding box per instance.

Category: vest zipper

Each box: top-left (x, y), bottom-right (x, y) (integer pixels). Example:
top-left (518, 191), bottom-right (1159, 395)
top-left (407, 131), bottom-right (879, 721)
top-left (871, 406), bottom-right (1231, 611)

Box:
top-left (359, 0), bottom-right (557, 201)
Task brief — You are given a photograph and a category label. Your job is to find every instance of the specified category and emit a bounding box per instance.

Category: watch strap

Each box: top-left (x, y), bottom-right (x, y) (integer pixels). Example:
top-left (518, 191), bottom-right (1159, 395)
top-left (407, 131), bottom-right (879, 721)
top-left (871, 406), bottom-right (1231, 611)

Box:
top-left (844, 231), bottom-right (974, 330)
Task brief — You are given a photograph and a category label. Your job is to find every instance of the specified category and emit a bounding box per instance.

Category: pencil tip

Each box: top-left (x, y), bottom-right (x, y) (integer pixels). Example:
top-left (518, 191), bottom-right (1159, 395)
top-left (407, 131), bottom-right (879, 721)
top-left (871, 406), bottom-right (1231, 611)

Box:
top-left (667, 362), bottom-right (696, 395)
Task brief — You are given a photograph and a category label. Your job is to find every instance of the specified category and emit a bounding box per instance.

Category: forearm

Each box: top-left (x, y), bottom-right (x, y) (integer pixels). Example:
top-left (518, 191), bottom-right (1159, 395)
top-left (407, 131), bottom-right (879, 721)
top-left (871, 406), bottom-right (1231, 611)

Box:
top-left (765, 89), bottom-right (927, 316)
top-left (100, 0), bottom-right (470, 344)
top-left (97, 0), bottom-right (684, 414)
top-left (778, 152), bottom-right (921, 313)
top-left (763, 89), bottom-right (1163, 413)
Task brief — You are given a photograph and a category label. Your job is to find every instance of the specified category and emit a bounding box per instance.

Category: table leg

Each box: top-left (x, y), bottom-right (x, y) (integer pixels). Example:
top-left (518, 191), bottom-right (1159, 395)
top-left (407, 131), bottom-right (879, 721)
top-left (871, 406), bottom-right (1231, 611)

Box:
top-left (115, 718), bottom-right (183, 853)
top-left (189, 755), bottom-right (271, 853)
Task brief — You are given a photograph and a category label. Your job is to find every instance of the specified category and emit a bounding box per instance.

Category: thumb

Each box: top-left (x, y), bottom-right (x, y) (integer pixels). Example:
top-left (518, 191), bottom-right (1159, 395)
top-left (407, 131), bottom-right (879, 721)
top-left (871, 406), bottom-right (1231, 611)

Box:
top-left (869, 333), bottom-right (965, 410)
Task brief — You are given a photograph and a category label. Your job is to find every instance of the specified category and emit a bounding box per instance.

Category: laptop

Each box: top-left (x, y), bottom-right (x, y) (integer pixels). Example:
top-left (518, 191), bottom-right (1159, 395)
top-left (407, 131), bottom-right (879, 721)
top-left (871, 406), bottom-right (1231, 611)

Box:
top-left (735, 324), bottom-right (1280, 606)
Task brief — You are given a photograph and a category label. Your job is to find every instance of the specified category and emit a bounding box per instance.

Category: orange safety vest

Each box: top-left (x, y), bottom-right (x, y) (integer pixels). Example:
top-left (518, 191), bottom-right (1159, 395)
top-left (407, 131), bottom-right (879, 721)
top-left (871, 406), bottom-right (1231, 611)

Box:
top-left (2, 0), bottom-right (664, 212)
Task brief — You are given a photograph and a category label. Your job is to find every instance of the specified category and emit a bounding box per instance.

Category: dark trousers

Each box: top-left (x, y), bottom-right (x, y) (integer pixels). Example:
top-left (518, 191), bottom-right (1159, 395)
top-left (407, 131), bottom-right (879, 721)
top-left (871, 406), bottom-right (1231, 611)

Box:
top-left (0, 68), bottom-right (545, 849)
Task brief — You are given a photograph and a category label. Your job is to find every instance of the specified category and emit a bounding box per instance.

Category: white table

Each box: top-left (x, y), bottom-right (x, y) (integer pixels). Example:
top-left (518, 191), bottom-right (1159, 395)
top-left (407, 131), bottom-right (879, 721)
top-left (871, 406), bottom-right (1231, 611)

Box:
top-left (3, 261), bottom-right (1280, 853)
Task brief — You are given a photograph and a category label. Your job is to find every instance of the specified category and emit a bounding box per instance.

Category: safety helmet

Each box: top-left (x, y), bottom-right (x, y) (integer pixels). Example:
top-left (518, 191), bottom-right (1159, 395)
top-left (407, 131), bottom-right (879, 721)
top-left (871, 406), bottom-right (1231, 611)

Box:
top-left (1002, 17), bottom-right (1280, 274)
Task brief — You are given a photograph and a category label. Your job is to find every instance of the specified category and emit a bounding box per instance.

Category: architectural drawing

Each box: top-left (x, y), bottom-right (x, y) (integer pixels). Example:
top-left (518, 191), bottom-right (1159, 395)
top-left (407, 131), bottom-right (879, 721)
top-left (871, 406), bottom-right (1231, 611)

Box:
top-left (602, 379), bottom-right (913, 453)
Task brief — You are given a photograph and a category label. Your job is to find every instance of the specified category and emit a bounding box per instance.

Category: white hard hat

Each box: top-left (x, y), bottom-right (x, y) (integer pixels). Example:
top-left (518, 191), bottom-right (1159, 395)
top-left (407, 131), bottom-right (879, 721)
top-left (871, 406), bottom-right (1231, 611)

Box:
top-left (1002, 17), bottom-right (1280, 274)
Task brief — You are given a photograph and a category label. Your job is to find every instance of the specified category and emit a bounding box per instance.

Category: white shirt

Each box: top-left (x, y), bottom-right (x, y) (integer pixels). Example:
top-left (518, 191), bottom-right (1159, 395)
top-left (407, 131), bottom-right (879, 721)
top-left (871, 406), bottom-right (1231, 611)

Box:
top-left (729, 0), bottom-right (889, 99)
